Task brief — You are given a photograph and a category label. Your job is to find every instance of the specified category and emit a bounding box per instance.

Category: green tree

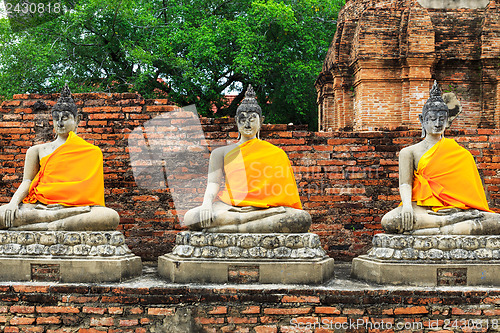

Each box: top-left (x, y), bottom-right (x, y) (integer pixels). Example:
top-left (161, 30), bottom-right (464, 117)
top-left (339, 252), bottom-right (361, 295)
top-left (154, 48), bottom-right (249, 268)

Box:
top-left (0, 0), bottom-right (343, 129)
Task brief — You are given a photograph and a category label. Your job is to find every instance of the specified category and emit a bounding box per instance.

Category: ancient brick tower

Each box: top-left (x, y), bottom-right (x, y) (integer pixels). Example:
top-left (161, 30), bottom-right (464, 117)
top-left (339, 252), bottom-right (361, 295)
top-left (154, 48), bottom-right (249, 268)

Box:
top-left (316, 0), bottom-right (500, 131)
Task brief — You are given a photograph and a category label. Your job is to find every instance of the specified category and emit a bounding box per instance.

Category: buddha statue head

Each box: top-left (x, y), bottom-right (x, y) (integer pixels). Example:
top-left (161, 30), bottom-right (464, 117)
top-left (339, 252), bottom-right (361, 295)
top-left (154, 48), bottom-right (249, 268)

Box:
top-left (419, 81), bottom-right (462, 138)
top-left (236, 85), bottom-right (263, 140)
top-left (52, 85), bottom-right (80, 137)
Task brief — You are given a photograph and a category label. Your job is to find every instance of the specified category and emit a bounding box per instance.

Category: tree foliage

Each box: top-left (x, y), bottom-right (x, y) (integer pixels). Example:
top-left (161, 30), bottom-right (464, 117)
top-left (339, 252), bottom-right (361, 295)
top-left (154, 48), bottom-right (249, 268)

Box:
top-left (0, 0), bottom-right (343, 128)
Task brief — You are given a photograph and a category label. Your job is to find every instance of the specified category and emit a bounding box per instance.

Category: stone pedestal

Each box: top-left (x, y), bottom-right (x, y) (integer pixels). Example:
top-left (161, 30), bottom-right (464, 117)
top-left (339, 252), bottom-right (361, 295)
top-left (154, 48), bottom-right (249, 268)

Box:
top-left (352, 234), bottom-right (500, 286)
top-left (159, 232), bottom-right (334, 284)
top-left (0, 231), bottom-right (142, 283)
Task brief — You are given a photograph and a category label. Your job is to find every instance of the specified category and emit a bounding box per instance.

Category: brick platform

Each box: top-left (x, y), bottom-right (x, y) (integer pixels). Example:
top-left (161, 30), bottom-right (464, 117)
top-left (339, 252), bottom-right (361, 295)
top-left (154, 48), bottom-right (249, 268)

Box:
top-left (352, 233), bottom-right (500, 286)
top-left (0, 232), bottom-right (142, 283)
top-left (159, 232), bottom-right (334, 284)
top-left (0, 264), bottom-right (498, 332)
top-left (352, 256), bottom-right (500, 286)
top-left (159, 255), bottom-right (335, 284)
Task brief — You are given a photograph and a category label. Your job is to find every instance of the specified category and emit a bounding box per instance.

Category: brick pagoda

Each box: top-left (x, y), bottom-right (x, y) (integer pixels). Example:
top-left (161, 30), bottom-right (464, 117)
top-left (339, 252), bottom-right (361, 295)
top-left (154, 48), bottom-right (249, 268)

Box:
top-left (316, 0), bottom-right (500, 131)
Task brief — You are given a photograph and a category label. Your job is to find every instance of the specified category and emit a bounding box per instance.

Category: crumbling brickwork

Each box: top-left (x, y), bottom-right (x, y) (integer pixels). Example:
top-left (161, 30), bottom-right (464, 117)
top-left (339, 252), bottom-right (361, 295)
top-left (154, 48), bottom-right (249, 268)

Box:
top-left (1, 93), bottom-right (500, 261)
top-left (316, 0), bottom-right (500, 131)
top-left (0, 284), bottom-right (498, 332)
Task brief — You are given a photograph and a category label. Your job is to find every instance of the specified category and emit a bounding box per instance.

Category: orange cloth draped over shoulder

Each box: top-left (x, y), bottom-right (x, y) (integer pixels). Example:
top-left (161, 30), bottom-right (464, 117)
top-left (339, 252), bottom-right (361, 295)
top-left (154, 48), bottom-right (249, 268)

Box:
top-left (412, 137), bottom-right (492, 212)
top-left (23, 131), bottom-right (105, 207)
top-left (218, 138), bottom-right (302, 209)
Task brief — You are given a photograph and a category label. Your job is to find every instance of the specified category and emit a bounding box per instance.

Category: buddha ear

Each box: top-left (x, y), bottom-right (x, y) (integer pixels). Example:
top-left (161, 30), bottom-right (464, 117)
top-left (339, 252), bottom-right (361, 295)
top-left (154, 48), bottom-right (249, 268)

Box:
top-left (418, 114), bottom-right (425, 138)
top-left (260, 116), bottom-right (265, 124)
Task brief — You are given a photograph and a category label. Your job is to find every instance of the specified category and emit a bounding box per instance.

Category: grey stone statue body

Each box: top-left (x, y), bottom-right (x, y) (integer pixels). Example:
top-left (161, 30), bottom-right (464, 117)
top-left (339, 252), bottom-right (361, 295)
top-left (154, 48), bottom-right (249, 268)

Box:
top-left (183, 85), bottom-right (311, 233)
top-left (382, 82), bottom-right (500, 235)
top-left (0, 86), bottom-right (119, 231)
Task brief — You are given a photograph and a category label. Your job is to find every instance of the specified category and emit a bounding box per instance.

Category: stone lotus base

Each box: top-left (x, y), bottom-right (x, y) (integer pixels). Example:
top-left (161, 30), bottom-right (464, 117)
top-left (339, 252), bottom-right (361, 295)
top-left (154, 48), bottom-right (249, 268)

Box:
top-left (352, 234), bottom-right (500, 286)
top-left (158, 232), bottom-right (334, 284)
top-left (0, 231), bottom-right (141, 283)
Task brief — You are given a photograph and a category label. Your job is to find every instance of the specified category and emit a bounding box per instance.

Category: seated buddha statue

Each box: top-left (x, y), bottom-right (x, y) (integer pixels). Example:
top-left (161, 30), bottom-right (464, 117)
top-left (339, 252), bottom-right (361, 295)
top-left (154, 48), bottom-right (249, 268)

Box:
top-left (183, 85), bottom-right (311, 233)
top-left (0, 85), bottom-right (119, 231)
top-left (382, 81), bottom-right (500, 235)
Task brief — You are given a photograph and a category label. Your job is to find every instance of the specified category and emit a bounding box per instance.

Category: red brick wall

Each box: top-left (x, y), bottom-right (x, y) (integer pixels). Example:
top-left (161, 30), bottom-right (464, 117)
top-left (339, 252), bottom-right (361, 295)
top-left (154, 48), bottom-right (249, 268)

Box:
top-left (317, 0), bottom-right (500, 131)
top-left (0, 284), bottom-right (498, 332)
top-left (2, 93), bottom-right (500, 261)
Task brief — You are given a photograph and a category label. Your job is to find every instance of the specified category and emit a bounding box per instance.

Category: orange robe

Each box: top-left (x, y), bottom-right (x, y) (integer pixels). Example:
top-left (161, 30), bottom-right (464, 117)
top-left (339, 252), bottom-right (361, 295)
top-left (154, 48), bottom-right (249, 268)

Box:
top-left (412, 137), bottom-right (492, 212)
top-left (218, 138), bottom-right (302, 209)
top-left (23, 131), bottom-right (105, 207)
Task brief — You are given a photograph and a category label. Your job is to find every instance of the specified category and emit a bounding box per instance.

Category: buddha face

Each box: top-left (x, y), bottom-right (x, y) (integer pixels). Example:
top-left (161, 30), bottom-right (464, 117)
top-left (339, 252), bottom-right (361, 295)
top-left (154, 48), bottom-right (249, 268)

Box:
top-left (52, 110), bottom-right (79, 137)
top-left (420, 109), bottom-right (448, 136)
top-left (236, 111), bottom-right (261, 139)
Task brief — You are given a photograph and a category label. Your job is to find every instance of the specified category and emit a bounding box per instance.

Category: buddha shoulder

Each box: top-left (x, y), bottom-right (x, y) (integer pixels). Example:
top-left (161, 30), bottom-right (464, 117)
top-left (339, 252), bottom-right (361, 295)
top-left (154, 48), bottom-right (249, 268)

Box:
top-left (398, 144), bottom-right (415, 159)
top-left (29, 142), bottom-right (57, 160)
top-left (211, 143), bottom-right (239, 158)
top-left (25, 144), bottom-right (45, 161)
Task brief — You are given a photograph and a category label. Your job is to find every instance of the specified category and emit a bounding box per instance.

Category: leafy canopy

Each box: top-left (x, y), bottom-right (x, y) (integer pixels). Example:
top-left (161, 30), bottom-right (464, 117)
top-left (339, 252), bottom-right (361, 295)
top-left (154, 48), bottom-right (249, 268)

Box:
top-left (0, 0), bottom-right (343, 129)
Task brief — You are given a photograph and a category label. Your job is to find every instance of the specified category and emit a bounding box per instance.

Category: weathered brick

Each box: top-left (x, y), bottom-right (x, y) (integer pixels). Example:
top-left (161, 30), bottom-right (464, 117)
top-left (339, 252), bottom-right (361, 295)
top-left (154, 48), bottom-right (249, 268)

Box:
top-left (36, 306), bottom-right (80, 314)
top-left (254, 326), bottom-right (278, 333)
top-left (19, 326), bottom-right (44, 332)
top-left (90, 317), bottom-right (115, 326)
top-left (315, 307), bottom-right (341, 314)
top-left (10, 317), bottom-right (36, 325)
top-left (66, 296), bottom-right (99, 304)
top-left (483, 309), bottom-right (500, 316)
top-left (451, 307), bottom-right (481, 315)
top-left (2, 100), bottom-right (22, 107)
top-left (12, 286), bottom-right (49, 293)
top-left (281, 296), bottom-right (320, 303)
top-left (147, 308), bottom-right (174, 316)
top-left (107, 307), bottom-right (124, 315)
top-left (394, 306), bottom-right (429, 315)
top-left (10, 306), bottom-right (35, 314)
top-left (36, 317), bottom-right (61, 324)
top-left (50, 286), bottom-right (89, 294)
top-left (208, 306), bottom-right (227, 315)
top-left (119, 319), bottom-right (139, 326)
top-left (343, 308), bottom-right (365, 315)
top-left (227, 317), bottom-right (258, 324)
top-left (82, 307), bottom-right (106, 315)
top-left (241, 306), bottom-right (261, 314)
top-left (263, 308), bottom-right (312, 315)
top-left (144, 105), bottom-right (178, 112)
top-left (88, 112), bottom-right (124, 120)
top-left (128, 307), bottom-right (143, 315)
